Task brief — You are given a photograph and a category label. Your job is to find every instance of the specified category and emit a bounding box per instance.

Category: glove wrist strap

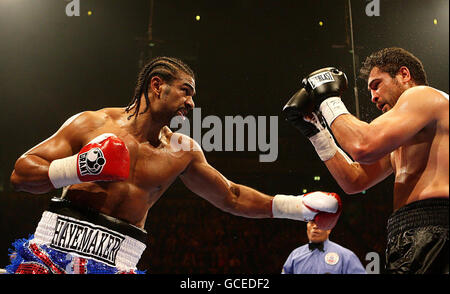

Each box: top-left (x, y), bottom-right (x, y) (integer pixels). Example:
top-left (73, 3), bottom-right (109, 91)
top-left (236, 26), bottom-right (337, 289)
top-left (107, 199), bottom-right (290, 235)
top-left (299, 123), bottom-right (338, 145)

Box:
top-left (48, 154), bottom-right (82, 189)
top-left (308, 129), bottom-right (338, 161)
top-left (319, 97), bottom-right (350, 126)
top-left (272, 194), bottom-right (315, 221)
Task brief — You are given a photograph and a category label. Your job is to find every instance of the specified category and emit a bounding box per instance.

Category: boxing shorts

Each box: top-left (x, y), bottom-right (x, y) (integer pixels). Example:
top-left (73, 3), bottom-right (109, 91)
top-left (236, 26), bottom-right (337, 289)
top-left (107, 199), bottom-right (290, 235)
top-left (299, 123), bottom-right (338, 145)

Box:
top-left (6, 198), bottom-right (147, 274)
top-left (385, 198), bottom-right (449, 274)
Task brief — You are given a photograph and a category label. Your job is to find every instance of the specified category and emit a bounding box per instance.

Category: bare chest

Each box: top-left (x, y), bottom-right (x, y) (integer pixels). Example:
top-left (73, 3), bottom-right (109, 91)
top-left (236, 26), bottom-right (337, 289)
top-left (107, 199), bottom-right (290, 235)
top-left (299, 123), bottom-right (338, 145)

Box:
top-left (392, 128), bottom-right (433, 181)
top-left (127, 141), bottom-right (189, 192)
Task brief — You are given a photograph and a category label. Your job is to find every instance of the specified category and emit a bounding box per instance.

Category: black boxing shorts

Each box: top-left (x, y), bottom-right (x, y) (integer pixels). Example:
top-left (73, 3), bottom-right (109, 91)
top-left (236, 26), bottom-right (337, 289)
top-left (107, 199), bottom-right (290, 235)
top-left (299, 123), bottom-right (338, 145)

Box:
top-left (385, 198), bottom-right (449, 274)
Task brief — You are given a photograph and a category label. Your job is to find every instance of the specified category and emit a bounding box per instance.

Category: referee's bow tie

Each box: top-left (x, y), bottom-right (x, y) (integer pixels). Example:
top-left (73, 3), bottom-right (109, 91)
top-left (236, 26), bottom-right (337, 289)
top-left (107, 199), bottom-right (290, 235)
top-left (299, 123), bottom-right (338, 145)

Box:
top-left (308, 242), bottom-right (324, 251)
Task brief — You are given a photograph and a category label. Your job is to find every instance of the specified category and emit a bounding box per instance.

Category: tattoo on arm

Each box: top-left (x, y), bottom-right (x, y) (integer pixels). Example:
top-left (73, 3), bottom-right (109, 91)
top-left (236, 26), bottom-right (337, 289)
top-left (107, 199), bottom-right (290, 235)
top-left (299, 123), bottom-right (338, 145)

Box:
top-left (230, 185), bottom-right (240, 198)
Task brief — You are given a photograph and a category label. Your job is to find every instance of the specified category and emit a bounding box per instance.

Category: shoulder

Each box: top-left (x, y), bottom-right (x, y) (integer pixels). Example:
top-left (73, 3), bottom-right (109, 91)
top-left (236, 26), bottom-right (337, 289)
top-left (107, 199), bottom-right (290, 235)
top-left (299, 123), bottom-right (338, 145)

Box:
top-left (54, 109), bottom-right (115, 144)
top-left (327, 241), bottom-right (356, 256)
top-left (289, 244), bottom-right (309, 257)
top-left (398, 86), bottom-right (448, 108)
top-left (160, 126), bottom-right (203, 155)
top-left (392, 86), bottom-right (448, 124)
top-left (62, 109), bottom-right (109, 130)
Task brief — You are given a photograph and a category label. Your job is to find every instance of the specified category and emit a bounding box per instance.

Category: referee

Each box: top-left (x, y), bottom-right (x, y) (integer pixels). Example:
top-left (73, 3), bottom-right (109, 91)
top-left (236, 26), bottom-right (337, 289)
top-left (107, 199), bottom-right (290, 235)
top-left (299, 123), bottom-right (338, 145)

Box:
top-left (282, 221), bottom-right (366, 274)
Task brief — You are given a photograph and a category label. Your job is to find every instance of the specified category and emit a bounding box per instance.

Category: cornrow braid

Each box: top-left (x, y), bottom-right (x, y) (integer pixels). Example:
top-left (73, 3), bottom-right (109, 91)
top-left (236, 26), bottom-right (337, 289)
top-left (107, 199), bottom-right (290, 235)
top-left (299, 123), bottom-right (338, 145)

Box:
top-left (126, 56), bottom-right (195, 120)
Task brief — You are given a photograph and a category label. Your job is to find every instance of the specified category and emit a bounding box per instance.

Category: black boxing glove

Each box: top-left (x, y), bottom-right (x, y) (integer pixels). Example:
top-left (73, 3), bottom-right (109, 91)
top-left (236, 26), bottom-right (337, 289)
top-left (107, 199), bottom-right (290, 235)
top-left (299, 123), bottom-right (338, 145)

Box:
top-left (283, 88), bottom-right (326, 137)
top-left (302, 67), bottom-right (348, 102)
top-left (283, 88), bottom-right (339, 162)
top-left (302, 67), bottom-right (351, 126)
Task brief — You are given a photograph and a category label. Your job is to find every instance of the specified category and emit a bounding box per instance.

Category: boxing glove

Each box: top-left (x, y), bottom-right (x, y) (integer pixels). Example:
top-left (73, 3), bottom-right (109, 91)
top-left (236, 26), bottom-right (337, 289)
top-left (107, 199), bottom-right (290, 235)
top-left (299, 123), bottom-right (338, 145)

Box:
top-left (283, 88), bottom-right (339, 161)
top-left (283, 88), bottom-right (328, 137)
top-left (302, 67), bottom-right (350, 126)
top-left (48, 133), bottom-right (130, 188)
top-left (272, 191), bottom-right (342, 230)
top-left (302, 67), bottom-right (348, 104)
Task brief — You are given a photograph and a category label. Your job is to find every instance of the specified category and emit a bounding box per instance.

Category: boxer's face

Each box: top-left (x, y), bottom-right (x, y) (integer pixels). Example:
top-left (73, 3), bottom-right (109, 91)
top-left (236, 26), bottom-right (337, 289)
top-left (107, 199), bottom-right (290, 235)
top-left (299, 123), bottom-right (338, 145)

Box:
top-left (307, 221), bottom-right (330, 243)
top-left (367, 67), bottom-right (406, 113)
top-left (152, 72), bottom-right (196, 122)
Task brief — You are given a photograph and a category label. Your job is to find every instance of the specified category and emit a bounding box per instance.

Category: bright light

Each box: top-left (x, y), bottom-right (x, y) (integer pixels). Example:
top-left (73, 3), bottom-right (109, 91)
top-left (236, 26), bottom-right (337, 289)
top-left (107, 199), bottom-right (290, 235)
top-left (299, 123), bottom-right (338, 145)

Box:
top-left (434, 18), bottom-right (438, 25)
top-left (302, 189), bottom-right (308, 194)
top-left (87, 11), bottom-right (92, 16)
top-left (313, 176), bottom-right (320, 181)
top-left (319, 21), bottom-right (324, 26)
top-left (195, 15), bottom-right (200, 21)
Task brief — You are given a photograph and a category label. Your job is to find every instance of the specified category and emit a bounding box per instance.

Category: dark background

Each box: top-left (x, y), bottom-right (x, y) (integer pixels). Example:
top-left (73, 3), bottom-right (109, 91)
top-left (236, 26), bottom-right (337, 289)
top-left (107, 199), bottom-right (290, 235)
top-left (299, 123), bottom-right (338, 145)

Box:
top-left (0, 0), bottom-right (448, 274)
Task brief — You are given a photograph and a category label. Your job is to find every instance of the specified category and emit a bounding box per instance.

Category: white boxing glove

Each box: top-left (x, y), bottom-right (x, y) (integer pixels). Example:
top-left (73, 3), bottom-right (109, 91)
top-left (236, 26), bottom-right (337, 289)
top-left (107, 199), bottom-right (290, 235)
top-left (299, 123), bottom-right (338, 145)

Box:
top-left (272, 191), bottom-right (342, 230)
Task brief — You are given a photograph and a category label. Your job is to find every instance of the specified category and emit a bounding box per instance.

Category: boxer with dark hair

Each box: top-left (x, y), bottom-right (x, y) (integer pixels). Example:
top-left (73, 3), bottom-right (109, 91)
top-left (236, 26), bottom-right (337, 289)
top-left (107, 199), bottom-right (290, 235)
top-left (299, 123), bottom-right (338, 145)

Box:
top-left (7, 56), bottom-right (341, 274)
top-left (283, 47), bottom-right (449, 274)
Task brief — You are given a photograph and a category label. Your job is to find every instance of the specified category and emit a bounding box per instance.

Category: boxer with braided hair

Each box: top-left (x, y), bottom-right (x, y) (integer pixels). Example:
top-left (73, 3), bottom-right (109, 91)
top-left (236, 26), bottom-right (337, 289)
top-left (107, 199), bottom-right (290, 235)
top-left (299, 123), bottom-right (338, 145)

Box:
top-left (7, 56), bottom-right (342, 274)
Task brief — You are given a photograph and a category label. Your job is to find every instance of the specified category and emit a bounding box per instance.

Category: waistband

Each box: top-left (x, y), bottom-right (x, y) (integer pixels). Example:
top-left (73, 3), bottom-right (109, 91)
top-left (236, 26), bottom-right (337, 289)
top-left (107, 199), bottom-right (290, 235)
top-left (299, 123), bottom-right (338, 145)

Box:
top-left (387, 198), bottom-right (449, 241)
top-left (32, 198), bottom-right (147, 270)
top-left (47, 197), bottom-right (147, 243)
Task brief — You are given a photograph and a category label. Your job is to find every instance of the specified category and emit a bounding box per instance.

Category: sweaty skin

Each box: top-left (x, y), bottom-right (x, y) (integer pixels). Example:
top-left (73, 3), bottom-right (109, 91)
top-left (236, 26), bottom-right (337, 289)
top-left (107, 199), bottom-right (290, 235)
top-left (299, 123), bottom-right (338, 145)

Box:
top-left (323, 66), bottom-right (449, 210)
top-left (10, 73), bottom-right (274, 228)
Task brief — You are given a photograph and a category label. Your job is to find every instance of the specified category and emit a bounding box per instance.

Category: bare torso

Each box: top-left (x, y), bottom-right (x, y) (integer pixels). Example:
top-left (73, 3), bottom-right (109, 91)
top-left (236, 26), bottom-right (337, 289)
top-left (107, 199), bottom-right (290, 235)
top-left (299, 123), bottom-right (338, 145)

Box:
top-left (390, 89), bottom-right (449, 210)
top-left (64, 108), bottom-right (192, 228)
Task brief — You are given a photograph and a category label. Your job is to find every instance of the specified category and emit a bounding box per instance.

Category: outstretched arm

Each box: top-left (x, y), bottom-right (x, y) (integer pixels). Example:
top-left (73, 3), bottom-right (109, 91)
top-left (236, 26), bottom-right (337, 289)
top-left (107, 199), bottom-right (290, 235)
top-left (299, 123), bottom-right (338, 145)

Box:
top-left (179, 138), bottom-right (342, 229)
top-left (179, 148), bottom-right (273, 218)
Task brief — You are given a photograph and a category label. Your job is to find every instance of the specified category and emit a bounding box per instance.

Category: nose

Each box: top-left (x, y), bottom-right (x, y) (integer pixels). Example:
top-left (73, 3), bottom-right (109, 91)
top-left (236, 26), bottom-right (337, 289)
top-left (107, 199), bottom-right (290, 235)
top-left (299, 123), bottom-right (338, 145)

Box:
top-left (371, 90), bottom-right (379, 104)
top-left (185, 96), bottom-right (195, 110)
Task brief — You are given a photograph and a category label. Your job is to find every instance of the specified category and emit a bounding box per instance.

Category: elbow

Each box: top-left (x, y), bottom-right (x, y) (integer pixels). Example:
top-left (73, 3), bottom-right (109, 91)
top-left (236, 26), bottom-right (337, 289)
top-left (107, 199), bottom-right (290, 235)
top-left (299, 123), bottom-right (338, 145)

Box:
top-left (10, 170), bottom-right (22, 191)
top-left (349, 143), bottom-right (377, 164)
top-left (341, 185), bottom-right (365, 195)
top-left (346, 131), bottom-right (386, 164)
top-left (10, 171), bottom-right (52, 194)
top-left (338, 172), bottom-right (368, 195)
top-left (10, 158), bottom-right (53, 195)
top-left (10, 157), bottom-right (29, 191)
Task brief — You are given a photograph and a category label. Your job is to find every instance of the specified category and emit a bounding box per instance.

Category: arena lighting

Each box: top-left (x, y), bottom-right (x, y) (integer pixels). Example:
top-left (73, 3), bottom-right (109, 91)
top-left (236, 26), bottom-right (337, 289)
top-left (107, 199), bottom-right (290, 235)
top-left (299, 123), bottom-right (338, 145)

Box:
top-left (314, 176), bottom-right (321, 181)
top-left (195, 15), bottom-right (200, 21)
top-left (318, 20), bottom-right (324, 26)
top-left (302, 189), bottom-right (308, 193)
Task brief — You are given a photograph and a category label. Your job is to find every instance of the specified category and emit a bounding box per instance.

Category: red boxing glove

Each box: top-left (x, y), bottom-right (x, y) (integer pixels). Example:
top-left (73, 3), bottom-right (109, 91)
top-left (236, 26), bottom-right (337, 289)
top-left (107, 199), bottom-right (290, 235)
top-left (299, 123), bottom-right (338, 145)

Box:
top-left (48, 133), bottom-right (130, 188)
top-left (303, 192), bottom-right (342, 230)
top-left (272, 191), bottom-right (342, 230)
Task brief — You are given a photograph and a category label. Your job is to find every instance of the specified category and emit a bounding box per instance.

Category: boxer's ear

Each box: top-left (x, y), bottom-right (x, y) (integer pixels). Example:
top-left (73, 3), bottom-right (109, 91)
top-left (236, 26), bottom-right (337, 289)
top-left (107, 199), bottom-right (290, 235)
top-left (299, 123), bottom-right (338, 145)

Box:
top-left (150, 76), bottom-right (163, 97)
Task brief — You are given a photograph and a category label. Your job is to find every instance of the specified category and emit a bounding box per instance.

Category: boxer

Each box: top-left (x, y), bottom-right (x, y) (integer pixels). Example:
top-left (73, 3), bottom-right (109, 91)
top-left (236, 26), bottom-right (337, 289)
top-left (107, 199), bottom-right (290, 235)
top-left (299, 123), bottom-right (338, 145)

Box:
top-left (7, 56), bottom-right (341, 274)
top-left (283, 48), bottom-right (449, 274)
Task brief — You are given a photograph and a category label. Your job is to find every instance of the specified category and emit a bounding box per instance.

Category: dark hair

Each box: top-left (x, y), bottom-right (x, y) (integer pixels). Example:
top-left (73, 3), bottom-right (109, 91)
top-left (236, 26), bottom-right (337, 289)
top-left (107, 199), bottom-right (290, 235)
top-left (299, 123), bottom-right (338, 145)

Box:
top-left (125, 56), bottom-right (195, 119)
top-left (359, 47), bottom-right (428, 86)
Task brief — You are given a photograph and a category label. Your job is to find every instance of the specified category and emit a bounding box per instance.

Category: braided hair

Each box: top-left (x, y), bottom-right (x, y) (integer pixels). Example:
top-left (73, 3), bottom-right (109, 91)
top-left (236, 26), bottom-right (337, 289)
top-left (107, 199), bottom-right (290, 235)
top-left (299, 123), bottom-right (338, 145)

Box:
top-left (125, 57), bottom-right (195, 120)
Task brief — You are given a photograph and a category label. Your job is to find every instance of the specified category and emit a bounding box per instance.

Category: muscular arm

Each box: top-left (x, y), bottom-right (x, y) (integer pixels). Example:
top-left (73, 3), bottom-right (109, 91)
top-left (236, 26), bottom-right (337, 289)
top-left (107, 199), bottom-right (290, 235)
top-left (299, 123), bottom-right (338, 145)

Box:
top-left (324, 148), bottom-right (393, 194)
top-left (10, 112), bottom-right (98, 194)
top-left (329, 86), bottom-right (441, 164)
top-left (180, 147), bottom-right (273, 218)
